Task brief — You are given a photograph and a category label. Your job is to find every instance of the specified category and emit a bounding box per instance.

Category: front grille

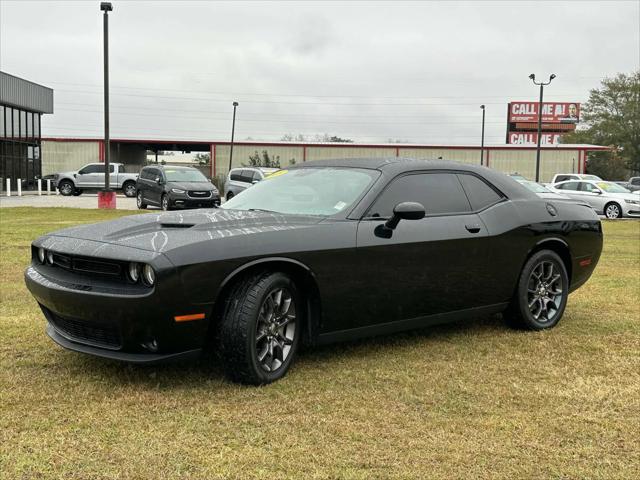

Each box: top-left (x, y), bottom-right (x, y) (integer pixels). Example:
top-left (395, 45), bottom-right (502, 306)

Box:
top-left (72, 258), bottom-right (121, 276)
top-left (47, 309), bottom-right (122, 349)
top-left (187, 190), bottom-right (212, 198)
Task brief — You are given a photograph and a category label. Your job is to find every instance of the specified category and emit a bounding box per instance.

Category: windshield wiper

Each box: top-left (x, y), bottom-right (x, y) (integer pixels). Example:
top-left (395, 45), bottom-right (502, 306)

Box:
top-left (248, 208), bottom-right (279, 213)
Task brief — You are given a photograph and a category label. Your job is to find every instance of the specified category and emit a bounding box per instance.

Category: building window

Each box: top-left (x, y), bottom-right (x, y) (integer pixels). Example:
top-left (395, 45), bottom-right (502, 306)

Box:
top-left (20, 110), bottom-right (27, 138)
top-left (13, 109), bottom-right (19, 139)
top-left (26, 112), bottom-right (33, 138)
top-left (0, 106), bottom-right (5, 138)
top-left (34, 114), bottom-right (40, 138)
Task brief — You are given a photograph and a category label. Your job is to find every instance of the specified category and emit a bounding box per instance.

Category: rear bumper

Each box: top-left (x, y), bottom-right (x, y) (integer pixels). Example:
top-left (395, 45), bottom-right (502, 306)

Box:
top-left (47, 322), bottom-right (202, 364)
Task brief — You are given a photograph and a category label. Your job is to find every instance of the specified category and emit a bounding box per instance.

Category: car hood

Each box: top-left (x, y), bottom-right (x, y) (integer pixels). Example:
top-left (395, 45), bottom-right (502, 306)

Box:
top-left (44, 209), bottom-right (324, 253)
top-left (168, 181), bottom-right (218, 192)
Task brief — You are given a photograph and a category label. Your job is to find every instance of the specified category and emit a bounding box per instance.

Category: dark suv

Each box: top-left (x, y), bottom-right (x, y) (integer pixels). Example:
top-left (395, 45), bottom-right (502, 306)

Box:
top-left (136, 165), bottom-right (220, 211)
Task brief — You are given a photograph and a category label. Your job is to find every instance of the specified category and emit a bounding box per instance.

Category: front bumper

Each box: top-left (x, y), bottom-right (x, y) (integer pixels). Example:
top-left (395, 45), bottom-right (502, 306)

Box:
top-left (47, 323), bottom-right (202, 364)
top-left (25, 262), bottom-right (212, 364)
top-left (169, 193), bottom-right (221, 209)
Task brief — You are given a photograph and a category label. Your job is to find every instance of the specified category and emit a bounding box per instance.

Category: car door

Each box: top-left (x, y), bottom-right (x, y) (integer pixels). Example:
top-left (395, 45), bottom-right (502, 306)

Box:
top-left (578, 181), bottom-right (607, 213)
top-left (75, 164), bottom-right (102, 188)
top-left (553, 181), bottom-right (581, 200)
top-left (348, 171), bottom-right (490, 331)
top-left (149, 168), bottom-right (165, 205)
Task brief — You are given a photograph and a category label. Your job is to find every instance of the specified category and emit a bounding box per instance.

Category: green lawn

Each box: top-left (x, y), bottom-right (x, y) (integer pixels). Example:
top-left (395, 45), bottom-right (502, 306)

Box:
top-left (1, 208), bottom-right (638, 479)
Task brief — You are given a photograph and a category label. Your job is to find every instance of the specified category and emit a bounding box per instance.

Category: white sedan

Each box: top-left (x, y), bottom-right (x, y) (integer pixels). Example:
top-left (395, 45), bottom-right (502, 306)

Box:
top-left (549, 180), bottom-right (640, 219)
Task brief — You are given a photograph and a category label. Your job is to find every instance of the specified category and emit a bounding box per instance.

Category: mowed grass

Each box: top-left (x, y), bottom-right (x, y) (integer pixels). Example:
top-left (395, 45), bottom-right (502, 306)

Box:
top-left (0, 207), bottom-right (638, 479)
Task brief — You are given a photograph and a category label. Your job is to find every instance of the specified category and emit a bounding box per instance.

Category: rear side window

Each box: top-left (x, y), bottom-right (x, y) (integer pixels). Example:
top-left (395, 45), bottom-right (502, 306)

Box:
top-left (230, 170), bottom-right (242, 181)
top-left (457, 174), bottom-right (503, 211)
top-left (240, 169), bottom-right (255, 183)
top-left (631, 178), bottom-right (640, 186)
top-left (555, 175), bottom-right (574, 182)
top-left (579, 182), bottom-right (599, 192)
top-left (557, 181), bottom-right (580, 191)
top-left (367, 172), bottom-right (471, 218)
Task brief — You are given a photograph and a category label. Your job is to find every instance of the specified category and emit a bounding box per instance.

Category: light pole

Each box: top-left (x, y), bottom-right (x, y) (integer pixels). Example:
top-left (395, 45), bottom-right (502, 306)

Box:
top-left (480, 105), bottom-right (486, 166)
top-left (99, 2), bottom-right (114, 208)
top-left (228, 101), bottom-right (239, 174)
top-left (529, 73), bottom-right (556, 182)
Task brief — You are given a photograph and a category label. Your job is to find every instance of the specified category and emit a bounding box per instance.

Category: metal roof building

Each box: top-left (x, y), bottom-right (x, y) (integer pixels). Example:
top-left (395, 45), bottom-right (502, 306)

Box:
top-left (41, 137), bottom-right (608, 184)
top-left (1, 71), bottom-right (54, 190)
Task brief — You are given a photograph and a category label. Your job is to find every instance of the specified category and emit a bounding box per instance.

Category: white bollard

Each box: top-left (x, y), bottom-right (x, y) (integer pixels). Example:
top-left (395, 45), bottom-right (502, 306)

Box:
top-left (47, 179), bottom-right (51, 195)
top-left (17, 179), bottom-right (22, 196)
top-left (5, 178), bottom-right (10, 197)
top-left (38, 179), bottom-right (42, 195)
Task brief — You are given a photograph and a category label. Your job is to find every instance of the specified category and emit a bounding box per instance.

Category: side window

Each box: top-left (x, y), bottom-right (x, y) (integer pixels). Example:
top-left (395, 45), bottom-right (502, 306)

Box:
top-left (109, 164), bottom-right (115, 173)
top-left (457, 174), bottom-right (503, 211)
top-left (580, 182), bottom-right (597, 192)
top-left (79, 164), bottom-right (102, 174)
top-left (367, 173), bottom-right (471, 218)
top-left (239, 169), bottom-right (254, 183)
top-left (631, 178), bottom-right (640, 186)
top-left (557, 181), bottom-right (580, 191)
top-left (140, 169), bottom-right (151, 180)
top-left (555, 175), bottom-right (571, 182)
top-left (229, 169), bottom-right (242, 181)
top-left (250, 170), bottom-right (262, 182)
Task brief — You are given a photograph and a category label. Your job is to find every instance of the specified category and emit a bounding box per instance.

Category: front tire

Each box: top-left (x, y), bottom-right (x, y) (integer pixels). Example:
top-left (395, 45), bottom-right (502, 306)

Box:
top-left (226, 191), bottom-right (234, 201)
top-left (161, 194), bottom-right (170, 211)
top-left (505, 250), bottom-right (569, 330)
top-left (219, 271), bottom-right (301, 385)
top-left (58, 180), bottom-right (74, 196)
top-left (136, 190), bottom-right (147, 209)
top-left (604, 202), bottom-right (622, 219)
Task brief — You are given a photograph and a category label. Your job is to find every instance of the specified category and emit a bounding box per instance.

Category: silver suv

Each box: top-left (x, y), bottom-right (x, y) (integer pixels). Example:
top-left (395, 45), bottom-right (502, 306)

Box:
top-left (223, 167), bottom-right (279, 200)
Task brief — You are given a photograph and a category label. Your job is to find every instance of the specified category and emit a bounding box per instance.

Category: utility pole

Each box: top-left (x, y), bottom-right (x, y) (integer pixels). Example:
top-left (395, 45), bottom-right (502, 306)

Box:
top-left (480, 105), bottom-right (486, 166)
top-left (228, 101), bottom-right (239, 174)
top-left (529, 73), bottom-right (556, 182)
top-left (99, 2), bottom-right (114, 208)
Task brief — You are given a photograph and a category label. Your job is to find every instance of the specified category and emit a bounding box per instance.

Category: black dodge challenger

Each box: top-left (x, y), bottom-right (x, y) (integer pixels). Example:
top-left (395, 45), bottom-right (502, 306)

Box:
top-left (25, 159), bottom-right (602, 384)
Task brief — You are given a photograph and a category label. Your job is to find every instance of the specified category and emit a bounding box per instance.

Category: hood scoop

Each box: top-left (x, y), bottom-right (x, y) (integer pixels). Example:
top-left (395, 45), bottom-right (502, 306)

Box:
top-left (160, 223), bottom-right (195, 229)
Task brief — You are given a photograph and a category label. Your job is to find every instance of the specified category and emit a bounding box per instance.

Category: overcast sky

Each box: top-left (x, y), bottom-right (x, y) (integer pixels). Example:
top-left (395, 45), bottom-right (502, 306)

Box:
top-left (1, 0), bottom-right (638, 145)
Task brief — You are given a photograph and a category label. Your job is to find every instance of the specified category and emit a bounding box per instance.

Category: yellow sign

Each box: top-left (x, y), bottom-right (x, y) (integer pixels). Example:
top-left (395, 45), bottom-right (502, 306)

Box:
top-left (265, 169), bottom-right (288, 179)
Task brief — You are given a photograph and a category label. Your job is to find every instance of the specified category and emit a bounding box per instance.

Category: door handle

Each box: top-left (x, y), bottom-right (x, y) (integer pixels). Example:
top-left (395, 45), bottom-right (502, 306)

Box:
top-left (465, 224), bottom-right (481, 233)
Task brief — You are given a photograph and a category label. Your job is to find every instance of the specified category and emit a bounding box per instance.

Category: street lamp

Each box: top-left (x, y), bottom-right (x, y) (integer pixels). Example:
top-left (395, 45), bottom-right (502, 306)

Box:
top-left (228, 101), bottom-right (239, 174)
top-left (99, 2), bottom-right (114, 209)
top-left (480, 105), bottom-right (486, 166)
top-left (529, 73), bottom-right (556, 182)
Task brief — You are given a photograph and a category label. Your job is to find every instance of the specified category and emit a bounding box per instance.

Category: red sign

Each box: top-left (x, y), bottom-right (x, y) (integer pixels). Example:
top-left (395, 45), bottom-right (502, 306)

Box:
top-left (509, 102), bottom-right (580, 123)
top-left (507, 132), bottom-right (562, 145)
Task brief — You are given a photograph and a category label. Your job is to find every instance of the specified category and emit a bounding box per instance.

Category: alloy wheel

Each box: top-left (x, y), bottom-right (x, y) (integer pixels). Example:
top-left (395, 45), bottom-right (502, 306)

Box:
top-left (125, 184), bottom-right (136, 197)
top-left (162, 196), bottom-right (169, 210)
top-left (527, 261), bottom-right (564, 323)
top-left (605, 204), bottom-right (620, 219)
top-left (255, 287), bottom-right (296, 373)
top-left (136, 191), bottom-right (142, 208)
top-left (60, 182), bottom-right (73, 195)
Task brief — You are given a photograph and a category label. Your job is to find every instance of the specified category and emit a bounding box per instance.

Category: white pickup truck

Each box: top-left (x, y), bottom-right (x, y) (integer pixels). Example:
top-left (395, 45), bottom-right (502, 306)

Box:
top-left (55, 163), bottom-right (139, 197)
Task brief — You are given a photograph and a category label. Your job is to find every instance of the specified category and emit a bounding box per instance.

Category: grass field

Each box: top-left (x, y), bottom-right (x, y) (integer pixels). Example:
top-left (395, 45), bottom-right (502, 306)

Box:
top-left (1, 207), bottom-right (638, 479)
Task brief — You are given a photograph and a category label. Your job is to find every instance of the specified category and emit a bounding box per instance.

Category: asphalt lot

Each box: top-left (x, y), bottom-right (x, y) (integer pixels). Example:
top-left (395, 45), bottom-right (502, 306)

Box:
top-left (0, 193), bottom-right (141, 210)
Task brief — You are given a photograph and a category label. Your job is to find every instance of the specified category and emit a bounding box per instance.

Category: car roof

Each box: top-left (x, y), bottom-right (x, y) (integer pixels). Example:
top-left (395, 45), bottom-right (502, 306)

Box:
top-left (288, 157), bottom-right (538, 200)
top-left (144, 165), bottom-right (197, 171)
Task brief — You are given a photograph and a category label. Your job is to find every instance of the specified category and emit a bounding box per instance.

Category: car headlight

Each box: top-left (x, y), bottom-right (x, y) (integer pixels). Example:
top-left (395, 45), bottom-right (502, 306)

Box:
top-left (38, 247), bottom-right (46, 264)
top-left (171, 188), bottom-right (186, 194)
top-left (46, 250), bottom-right (54, 265)
top-left (128, 262), bottom-right (140, 282)
top-left (142, 264), bottom-right (156, 286)
top-left (625, 199), bottom-right (639, 205)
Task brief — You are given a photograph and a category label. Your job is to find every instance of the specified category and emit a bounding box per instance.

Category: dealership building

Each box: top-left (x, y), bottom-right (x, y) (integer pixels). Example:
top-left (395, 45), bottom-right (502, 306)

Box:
top-left (0, 72), bottom-right (54, 190)
top-left (40, 137), bottom-right (608, 183)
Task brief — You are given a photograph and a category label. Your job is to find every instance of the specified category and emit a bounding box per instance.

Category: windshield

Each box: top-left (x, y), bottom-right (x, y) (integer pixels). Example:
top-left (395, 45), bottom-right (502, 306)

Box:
top-left (517, 179), bottom-right (551, 193)
top-left (596, 182), bottom-right (630, 193)
top-left (221, 167), bottom-right (379, 216)
top-left (164, 168), bottom-right (208, 182)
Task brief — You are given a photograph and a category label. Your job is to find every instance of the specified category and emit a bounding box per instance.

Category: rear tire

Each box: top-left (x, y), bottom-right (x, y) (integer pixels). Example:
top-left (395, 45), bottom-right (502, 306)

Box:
top-left (219, 271), bottom-right (301, 385)
top-left (136, 190), bottom-right (147, 209)
top-left (58, 180), bottom-right (74, 196)
top-left (604, 202), bottom-right (622, 219)
top-left (123, 181), bottom-right (137, 198)
top-left (505, 250), bottom-right (569, 330)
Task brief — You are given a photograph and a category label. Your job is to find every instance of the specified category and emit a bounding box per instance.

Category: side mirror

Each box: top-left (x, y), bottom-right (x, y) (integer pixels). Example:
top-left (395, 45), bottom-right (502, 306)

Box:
top-left (252, 180), bottom-right (259, 185)
top-left (385, 202), bottom-right (426, 230)
top-left (593, 190), bottom-right (602, 195)
top-left (74, 173), bottom-right (78, 178)
top-left (155, 177), bottom-right (163, 185)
